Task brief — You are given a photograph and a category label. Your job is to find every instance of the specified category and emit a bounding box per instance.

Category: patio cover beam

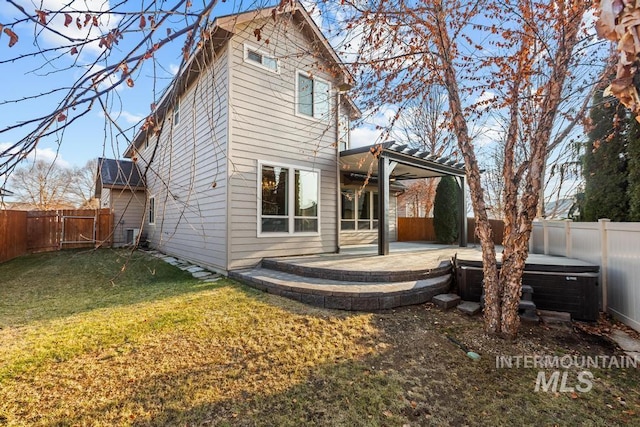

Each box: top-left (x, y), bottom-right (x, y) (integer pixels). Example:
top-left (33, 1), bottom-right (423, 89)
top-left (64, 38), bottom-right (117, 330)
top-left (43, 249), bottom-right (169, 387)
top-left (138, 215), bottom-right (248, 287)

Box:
top-left (379, 149), bottom-right (466, 178)
top-left (377, 157), bottom-right (397, 255)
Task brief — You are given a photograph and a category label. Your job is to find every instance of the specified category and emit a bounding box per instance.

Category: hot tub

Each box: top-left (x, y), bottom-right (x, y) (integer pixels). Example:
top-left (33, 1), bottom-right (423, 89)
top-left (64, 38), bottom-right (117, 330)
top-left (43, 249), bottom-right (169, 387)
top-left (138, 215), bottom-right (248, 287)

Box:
top-left (456, 253), bottom-right (600, 321)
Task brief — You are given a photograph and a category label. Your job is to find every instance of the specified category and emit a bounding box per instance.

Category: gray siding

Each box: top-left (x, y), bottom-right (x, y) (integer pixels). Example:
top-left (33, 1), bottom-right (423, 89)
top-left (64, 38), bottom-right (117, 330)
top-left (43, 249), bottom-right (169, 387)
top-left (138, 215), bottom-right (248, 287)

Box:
top-left (138, 46), bottom-right (230, 272)
top-left (110, 189), bottom-right (146, 246)
top-left (227, 19), bottom-right (340, 270)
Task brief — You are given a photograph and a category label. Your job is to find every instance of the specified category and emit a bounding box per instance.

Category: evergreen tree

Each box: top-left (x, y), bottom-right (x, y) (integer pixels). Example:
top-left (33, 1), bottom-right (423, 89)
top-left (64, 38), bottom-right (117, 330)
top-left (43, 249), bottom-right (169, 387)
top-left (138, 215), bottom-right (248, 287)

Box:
top-left (433, 176), bottom-right (460, 243)
top-left (581, 90), bottom-right (629, 222)
top-left (627, 117), bottom-right (640, 221)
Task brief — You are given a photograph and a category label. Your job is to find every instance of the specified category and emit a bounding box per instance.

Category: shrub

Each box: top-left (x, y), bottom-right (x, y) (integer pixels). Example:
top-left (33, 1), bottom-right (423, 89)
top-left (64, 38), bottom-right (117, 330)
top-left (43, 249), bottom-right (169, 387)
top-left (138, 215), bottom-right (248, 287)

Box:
top-left (433, 176), bottom-right (460, 243)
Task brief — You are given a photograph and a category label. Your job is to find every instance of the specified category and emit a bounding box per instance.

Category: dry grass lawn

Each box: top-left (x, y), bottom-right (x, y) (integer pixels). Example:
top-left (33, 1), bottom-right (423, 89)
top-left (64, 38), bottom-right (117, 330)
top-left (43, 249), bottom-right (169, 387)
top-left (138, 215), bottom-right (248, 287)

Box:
top-left (0, 249), bottom-right (638, 426)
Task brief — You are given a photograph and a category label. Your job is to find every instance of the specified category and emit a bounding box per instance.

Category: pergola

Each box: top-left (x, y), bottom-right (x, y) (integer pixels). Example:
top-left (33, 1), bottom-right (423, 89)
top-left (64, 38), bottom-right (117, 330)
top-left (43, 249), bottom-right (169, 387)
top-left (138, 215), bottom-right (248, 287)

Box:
top-left (339, 141), bottom-right (468, 255)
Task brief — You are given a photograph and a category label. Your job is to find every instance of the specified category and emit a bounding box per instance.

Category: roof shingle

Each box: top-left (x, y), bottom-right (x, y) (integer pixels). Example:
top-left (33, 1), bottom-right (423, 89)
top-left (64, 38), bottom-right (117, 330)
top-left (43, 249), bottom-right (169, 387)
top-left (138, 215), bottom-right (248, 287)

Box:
top-left (97, 158), bottom-right (144, 189)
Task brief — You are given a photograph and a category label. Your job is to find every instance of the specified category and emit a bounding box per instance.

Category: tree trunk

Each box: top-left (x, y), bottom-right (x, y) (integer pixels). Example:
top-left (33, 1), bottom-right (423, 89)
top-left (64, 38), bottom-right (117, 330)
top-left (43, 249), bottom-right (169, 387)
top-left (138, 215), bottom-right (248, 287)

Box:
top-left (432, 3), bottom-right (500, 334)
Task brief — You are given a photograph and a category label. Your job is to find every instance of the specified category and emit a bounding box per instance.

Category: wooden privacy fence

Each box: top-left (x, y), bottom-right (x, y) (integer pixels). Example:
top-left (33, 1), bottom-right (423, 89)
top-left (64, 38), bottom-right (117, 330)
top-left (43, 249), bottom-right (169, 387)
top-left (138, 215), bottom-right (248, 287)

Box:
top-left (0, 209), bottom-right (113, 263)
top-left (397, 217), bottom-right (505, 245)
top-left (0, 210), bottom-right (28, 264)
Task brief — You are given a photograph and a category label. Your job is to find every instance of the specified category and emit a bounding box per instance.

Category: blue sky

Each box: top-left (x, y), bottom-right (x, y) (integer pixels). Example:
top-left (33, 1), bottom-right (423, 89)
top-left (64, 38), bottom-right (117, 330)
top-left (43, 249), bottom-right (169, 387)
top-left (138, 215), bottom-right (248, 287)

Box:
top-left (0, 1), bottom-right (603, 207)
top-left (0, 1), bottom-right (279, 169)
top-left (1, 0), bottom-right (404, 181)
top-left (0, 0), bottom-right (390, 177)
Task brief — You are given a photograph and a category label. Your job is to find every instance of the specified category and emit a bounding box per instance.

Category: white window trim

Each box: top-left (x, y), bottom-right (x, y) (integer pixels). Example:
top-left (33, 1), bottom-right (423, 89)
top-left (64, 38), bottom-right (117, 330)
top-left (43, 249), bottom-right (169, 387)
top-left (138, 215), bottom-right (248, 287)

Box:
top-left (257, 160), bottom-right (321, 238)
top-left (340, 189), bottom-right (378, 233)
top-left (295, 70), bottom-right (331, 122)
top-left (243, 43), bottom-right (279, 73)
top-left (339, 111), bottom-right (350, 151)
top-left (148, 195), bottom-right (156, 226)
top-left (172, 98), bottom-right (180, 127)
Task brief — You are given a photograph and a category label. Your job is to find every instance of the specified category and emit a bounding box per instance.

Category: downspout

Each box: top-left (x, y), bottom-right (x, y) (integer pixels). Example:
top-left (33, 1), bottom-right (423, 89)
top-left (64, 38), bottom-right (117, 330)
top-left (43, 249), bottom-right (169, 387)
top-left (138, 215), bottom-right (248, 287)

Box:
top-left (225, 42), bottom-right (234, 273)
top-left (335, 90), bottom-right (342, 253)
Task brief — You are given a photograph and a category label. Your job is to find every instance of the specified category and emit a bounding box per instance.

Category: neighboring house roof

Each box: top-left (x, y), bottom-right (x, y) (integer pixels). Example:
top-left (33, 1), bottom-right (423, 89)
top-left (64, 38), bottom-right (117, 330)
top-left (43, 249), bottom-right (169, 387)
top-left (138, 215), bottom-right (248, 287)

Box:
top-left (96, 158), bottom-right (145, 197)
top-left (545, 197), bottom-right (577, 219)
top-left (125, 1), bottom-right (359, 157)
top-left (1, 201), bottom-right (76, 211)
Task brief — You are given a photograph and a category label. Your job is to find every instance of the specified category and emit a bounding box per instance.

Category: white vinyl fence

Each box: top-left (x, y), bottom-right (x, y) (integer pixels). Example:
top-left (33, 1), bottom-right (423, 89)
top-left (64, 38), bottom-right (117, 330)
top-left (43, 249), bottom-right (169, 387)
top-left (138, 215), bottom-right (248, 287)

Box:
top-left (530, 219), bottom-right (640, 332)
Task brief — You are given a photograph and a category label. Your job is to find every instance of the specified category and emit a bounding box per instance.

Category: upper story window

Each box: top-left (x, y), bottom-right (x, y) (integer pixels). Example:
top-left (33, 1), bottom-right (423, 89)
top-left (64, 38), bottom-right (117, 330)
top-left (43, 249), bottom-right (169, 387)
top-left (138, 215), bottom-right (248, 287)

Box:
top-left (244, 44), bottom-right (278, 72)
top-left (297, 72), bottom-right (330, 120)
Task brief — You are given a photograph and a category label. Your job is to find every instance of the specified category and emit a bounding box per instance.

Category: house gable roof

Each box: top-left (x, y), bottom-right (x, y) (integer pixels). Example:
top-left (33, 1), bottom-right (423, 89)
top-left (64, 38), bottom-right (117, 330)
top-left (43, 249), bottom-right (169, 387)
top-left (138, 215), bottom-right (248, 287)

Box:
top-left (126, 1), bottom-right (359, 157)
top-left (96, 158), bottom-right (145, 193)
top-left (215, 3), bottom-right (355, 88)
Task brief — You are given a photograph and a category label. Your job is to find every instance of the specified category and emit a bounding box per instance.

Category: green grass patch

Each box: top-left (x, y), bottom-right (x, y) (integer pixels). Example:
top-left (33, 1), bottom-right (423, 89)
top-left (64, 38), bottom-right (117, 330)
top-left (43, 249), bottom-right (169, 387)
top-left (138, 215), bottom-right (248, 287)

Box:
top-left (0, 249), bottom-right (638, 426)
top-left (0, 249), bottom-right (202, 327)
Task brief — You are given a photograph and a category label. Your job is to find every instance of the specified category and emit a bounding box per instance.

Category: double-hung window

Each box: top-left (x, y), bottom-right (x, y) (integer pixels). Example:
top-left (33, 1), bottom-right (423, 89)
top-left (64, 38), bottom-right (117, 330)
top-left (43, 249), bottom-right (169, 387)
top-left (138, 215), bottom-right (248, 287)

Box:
top-left (297, 72), bottom-right (330, 120)
top-left (341, 190), bottom-right (378, 230)
top-left (260, 163), bottom-right (319, 235)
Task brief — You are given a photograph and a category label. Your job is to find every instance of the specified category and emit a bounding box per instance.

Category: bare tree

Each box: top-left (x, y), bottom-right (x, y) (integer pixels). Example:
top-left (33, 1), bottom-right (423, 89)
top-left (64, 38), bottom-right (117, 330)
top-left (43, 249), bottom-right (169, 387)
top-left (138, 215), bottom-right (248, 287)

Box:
top-left (393, 86), bottom-right (456, 219)
top-left (596, 1), bottom-right (640, 119)
top-left (10, 160), bottom-right (76, 209)
top-left (69, 159), bottom-right (99, 208)
top-left (482, 144), bottom-right (506, 220)
top-left (394, 86), bottom-right (455, 155)
top-left (324, 0), bottom-right (602, 338)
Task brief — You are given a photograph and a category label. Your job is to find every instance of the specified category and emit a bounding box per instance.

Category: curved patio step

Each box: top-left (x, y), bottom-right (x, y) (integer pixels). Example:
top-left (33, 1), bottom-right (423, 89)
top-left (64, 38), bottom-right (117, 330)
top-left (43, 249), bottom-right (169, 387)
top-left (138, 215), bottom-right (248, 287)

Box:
top-left (261, 256), bottom-right (452, 283)
top-left (230, 268), bottom-right (452, 311)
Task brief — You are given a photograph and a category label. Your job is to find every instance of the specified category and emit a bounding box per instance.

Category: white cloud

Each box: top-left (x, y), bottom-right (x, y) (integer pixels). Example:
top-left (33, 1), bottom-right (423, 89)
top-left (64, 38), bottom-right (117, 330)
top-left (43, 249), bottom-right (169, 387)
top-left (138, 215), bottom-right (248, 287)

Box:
top-left (582, 8), bottom-right (597, 37)
top-left (96, 109), bottom-right (143, 125)
top-left (169, 63), bottom-right (180, 75)
top-left (350, 125), bottom-right (386, 148)
top-left (0, 142), bottom-right (70, 169)
top-left (474, 91), bottom-right (497, 110)
top-left (119, 111), bottom-right (144, 125)
top-left (349, 104), bottom-right (399, 148)
top-left (11, 0), bottom-right (121, 55)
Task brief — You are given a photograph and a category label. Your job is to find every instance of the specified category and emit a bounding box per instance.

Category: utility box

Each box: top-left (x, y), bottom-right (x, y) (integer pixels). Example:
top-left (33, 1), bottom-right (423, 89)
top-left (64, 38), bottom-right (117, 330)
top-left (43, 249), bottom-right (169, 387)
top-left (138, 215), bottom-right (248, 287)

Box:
top-left (125, 228), bottom-right (140, 245)
top-left (456, 255), bottom-right (600, 322)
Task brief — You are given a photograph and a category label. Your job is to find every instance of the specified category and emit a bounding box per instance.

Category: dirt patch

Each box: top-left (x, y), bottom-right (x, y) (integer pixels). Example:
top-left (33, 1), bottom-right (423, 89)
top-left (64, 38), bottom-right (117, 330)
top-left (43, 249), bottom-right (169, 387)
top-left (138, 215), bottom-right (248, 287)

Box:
top-left (366, 304), bottom-right (638, 426)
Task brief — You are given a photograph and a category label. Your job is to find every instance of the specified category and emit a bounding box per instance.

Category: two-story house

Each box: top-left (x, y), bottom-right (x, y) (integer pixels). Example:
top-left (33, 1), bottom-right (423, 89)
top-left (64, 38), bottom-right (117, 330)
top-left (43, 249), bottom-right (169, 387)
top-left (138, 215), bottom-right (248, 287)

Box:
top-left (96, 1), bottom-right (468, 273)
